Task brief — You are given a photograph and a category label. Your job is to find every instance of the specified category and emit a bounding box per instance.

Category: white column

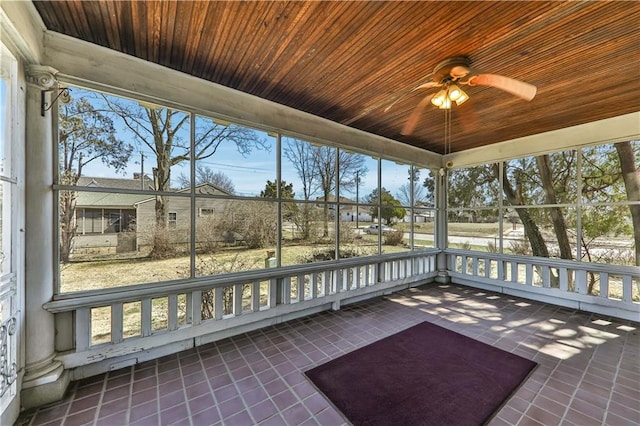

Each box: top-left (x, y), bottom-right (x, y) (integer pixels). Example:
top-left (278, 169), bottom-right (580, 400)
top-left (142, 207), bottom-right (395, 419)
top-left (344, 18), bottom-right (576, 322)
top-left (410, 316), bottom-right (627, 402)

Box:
top-left (21, 65), bottom-right (69, 409)
top-left (435, 168), bottom-right (450, 283)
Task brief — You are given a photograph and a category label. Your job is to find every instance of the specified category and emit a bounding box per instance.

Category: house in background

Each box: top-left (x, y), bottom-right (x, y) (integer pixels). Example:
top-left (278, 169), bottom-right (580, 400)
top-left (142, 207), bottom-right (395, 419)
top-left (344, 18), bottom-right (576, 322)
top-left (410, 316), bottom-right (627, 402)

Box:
top-left (72, 175), bottom-right (152, 255)
top-left (72, 176), bottom-right (234, 256)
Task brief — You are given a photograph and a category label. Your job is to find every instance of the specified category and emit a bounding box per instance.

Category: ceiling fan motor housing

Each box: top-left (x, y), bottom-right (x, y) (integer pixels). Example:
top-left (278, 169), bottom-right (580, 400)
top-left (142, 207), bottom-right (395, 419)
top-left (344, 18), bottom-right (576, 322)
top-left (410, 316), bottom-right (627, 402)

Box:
top-left (433, 56), bottom-right (471, 83)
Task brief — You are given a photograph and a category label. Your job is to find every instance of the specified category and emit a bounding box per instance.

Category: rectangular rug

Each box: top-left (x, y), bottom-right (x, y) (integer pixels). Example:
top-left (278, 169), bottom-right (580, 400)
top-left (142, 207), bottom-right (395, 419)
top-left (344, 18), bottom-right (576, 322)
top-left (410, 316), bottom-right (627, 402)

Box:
top-left (305, 321), bottom-right (537, 426)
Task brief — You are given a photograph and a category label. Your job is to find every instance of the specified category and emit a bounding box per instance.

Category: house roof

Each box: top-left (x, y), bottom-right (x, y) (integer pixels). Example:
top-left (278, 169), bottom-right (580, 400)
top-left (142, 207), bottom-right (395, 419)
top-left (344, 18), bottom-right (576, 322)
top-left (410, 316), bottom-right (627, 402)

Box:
top-left (75, 177), bottom-right (233, 208)
top-left (32, 1), bottom-right (640, 155)
top-left (75, 176), bottom-right (153, 208)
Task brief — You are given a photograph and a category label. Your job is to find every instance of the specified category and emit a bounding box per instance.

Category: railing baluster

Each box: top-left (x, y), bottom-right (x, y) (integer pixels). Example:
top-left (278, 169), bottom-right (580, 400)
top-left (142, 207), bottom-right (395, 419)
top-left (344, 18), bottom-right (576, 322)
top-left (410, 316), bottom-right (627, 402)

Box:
top-left (323, 271), bottom-right (331, 295)
top-left (76, 308), bottom-right (90, 351)
top-left (542, 267), bottom-right (550, 288)
top-left (252, 281), bottom-right (261, 312)
top-left (297, 274), bottom-right (305, 301)
top-left (599, 272), bottom-right (609, 299)
top-left (559, 268), bottom-right (568, 291)
top-left (268, 279), bottom-right (277, 308)
top-left (510, 261), bottom-right (518, 283)
top-left (622, 275), bottom-right (632, 302)
top-left (576, 270), bottom-right (587, 294)
top-left (233, 283), bottom-right (243, 315)
top-left (191, 291), bottom-right (202, 325)
top-left (526, 263), bottom-right (533, 286)
top-left (311, 273), bottom-right (319, 298)
top-left (364, 264), bottom-right (371, 286)
top-left (214, 287), bottom-right (224, 319)
top-left (141, 298), bottom-right (152, 336)
top-left (282, 277), bottom-right (291, 304)
top-left (168, 295), bottom-right (178, 330)
top-left (111, 302), bottom-right (123, 343)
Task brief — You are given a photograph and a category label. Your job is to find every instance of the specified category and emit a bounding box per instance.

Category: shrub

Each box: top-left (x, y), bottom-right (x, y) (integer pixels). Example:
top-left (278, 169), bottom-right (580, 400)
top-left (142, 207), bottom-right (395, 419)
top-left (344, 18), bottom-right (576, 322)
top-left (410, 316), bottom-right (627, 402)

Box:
top-left (383, 229), bottom-right (404, 246)
top-left (297, 245), bottom-right (376, 263)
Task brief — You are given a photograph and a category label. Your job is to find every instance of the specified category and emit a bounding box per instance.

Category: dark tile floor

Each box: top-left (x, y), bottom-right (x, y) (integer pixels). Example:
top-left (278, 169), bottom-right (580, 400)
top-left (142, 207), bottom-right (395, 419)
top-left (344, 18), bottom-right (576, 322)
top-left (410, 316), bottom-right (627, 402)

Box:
top-left (17, 283), bottom-right (640, 426)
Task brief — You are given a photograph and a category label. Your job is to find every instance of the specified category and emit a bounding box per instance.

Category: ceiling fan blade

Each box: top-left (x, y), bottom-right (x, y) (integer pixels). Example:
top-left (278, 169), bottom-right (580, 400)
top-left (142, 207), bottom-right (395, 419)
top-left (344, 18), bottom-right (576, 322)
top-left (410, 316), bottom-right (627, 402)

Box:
top-left (384, 81), bottom-right (440, 113)
top-left (401, 94), bottom-right (433, 135)
top-left (469, 74), bottom-right (537, 101)
top-left (458, 101), bottom-right (480, 134)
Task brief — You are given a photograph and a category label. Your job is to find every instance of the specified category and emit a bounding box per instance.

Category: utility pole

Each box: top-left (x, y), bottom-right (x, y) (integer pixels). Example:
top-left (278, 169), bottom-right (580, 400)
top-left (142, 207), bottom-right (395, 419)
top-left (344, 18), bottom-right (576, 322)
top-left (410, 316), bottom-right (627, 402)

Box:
top-left (140, 152), bottom-right (145, 190)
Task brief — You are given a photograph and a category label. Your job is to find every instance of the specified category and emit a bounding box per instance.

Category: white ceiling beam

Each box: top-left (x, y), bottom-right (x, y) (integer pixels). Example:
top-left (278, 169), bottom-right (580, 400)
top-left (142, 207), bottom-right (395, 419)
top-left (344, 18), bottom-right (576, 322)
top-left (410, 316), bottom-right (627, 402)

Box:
top-left (444, 112), bottom-right (640, 168)
top-left (0, 1), bottom-right (44, 64)
top-left (42, 31), bottom-right (442, 169)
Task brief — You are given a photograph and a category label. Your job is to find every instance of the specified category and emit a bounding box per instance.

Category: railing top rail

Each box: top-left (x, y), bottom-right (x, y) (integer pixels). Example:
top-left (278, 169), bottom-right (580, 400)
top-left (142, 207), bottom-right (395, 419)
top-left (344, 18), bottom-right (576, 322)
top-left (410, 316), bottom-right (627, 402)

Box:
top-left (445, 248), bottom-right (640, 276)
top-left (45, 249), bottom-right (440, 313)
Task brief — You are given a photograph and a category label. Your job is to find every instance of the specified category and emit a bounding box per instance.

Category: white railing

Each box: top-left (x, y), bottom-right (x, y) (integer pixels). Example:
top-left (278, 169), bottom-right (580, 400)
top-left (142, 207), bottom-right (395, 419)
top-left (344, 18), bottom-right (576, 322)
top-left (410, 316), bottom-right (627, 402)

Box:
top-left (45, 250), bottom-right (438, 377)
top-left (446, 249), bottom-right (640, 322)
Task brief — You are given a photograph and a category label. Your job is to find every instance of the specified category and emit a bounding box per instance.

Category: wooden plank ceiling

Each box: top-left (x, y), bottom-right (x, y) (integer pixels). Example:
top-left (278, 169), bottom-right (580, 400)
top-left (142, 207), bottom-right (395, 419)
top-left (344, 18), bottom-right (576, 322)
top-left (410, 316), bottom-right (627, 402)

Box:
top-left (33, 1), bottom-right (640, 155)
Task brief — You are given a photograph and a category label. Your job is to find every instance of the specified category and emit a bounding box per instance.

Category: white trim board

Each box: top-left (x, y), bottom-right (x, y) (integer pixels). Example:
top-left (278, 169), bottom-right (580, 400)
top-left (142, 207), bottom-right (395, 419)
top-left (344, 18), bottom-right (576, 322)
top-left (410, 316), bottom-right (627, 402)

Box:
top-left (444, 112), bottom-right (640, 169)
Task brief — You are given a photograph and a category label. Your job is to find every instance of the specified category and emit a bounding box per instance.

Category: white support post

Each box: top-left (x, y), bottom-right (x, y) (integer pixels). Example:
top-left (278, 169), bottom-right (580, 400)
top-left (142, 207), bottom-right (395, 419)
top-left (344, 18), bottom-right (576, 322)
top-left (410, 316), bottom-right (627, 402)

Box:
top-left (21, 65), bottom-right (70, 409)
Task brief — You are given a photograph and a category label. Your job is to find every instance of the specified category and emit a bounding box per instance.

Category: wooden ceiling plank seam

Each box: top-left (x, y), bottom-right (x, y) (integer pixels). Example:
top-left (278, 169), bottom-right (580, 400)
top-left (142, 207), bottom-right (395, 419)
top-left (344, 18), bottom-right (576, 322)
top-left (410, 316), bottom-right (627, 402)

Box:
top-left (168, 1), bottom-right (195, 74)
top-left (210, 1), bottom-right (262, 85)
top-left (260, 2), bottom-right (383, 97)
top-left (146, 1), bottom-right (161, 64)
top-left (158, 1), bottom-right (172, 67)
top-left (203, 1), bottom-right (237, 80)
top-left (210, 1), bottom-right (263, 84)
top-left (183, 1), bottom-right (211, 74)
top-left (465, 2), bottom-right (590, 71)
top-left (480, 7), bottom-right (640, 75)
top-left (128, 1), bottom-right (148, 60)
top-left (59, 1), bottom-right (87, 42)
top-left (466, 3), bottom-right (629, 75)
top-left (228, 2), bottom-right (287, 92)
top-left (102, 2), bottom-right (123, 51)
top-left (189, 3), bottom-right (227, 78)
top-left (118, 1), bottom-right (135, 57)
top-left (258, 2), bottom-right (354, 98)
top-left (239, 1), bottom-right (315, 93)
top-left (296, 3), bottom-right (429, 109)
top-left (82, 2), bottom-right (113, 52)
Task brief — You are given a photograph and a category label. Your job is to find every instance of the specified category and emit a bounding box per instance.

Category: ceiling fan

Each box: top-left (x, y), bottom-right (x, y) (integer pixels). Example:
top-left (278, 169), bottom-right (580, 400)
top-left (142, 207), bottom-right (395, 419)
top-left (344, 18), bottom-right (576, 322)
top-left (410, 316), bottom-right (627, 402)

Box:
top-left (391, 56), bottom-right (537, 135)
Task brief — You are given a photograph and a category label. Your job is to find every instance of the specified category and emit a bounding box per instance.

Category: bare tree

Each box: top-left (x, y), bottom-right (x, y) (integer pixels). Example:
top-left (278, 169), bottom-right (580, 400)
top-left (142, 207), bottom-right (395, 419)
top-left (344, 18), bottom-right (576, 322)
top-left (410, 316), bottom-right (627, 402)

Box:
top-left (59, 97), bottom-right (132, 263)
top-left (283, 139), bottom-right (367, 238)
top-left (102, 97), bottom-right (265, 255)
top-left (178, 165), bottom-right (235, 193)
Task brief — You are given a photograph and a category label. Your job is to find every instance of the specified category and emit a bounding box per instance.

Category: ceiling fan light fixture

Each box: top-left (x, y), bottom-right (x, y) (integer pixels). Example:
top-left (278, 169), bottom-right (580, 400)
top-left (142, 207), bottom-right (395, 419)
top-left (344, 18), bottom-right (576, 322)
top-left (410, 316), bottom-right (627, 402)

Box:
top-left (454, 89), bottom-right (469, 105)
top-left (448, 84), bottom-right (463, 101)
top-left (439, 97), bottom-right (452, 109)
top-left (431, 89), bottom-right (447, 107)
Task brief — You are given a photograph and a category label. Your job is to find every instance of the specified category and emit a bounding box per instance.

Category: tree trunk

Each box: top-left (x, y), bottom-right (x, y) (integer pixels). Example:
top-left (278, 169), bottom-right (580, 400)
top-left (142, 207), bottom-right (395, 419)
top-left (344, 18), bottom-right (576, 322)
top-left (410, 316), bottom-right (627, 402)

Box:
top-left (536, 155), bottom-right (573, 260)
top-left (59, 190), bottom-right (78, 264)
top-left (615, 141), bottom-right (640, 266)
top-left (493, 163), bottom-right (549, 257)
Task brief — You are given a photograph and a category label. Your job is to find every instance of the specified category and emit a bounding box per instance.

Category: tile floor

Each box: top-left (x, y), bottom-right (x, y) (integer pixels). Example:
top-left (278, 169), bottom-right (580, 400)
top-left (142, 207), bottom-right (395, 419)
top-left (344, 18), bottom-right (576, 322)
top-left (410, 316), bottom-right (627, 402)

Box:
top-left (17, 283), bottom-right (640, 426)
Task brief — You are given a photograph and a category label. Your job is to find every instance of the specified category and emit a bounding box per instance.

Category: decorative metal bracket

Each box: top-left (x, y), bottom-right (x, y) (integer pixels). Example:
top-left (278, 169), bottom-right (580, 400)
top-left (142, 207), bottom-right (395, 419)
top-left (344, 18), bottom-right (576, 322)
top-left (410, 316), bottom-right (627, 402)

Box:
top-left (0, 317), bottom-right (17, 397)
top-left (41, 87), bottom-right (71, 117)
